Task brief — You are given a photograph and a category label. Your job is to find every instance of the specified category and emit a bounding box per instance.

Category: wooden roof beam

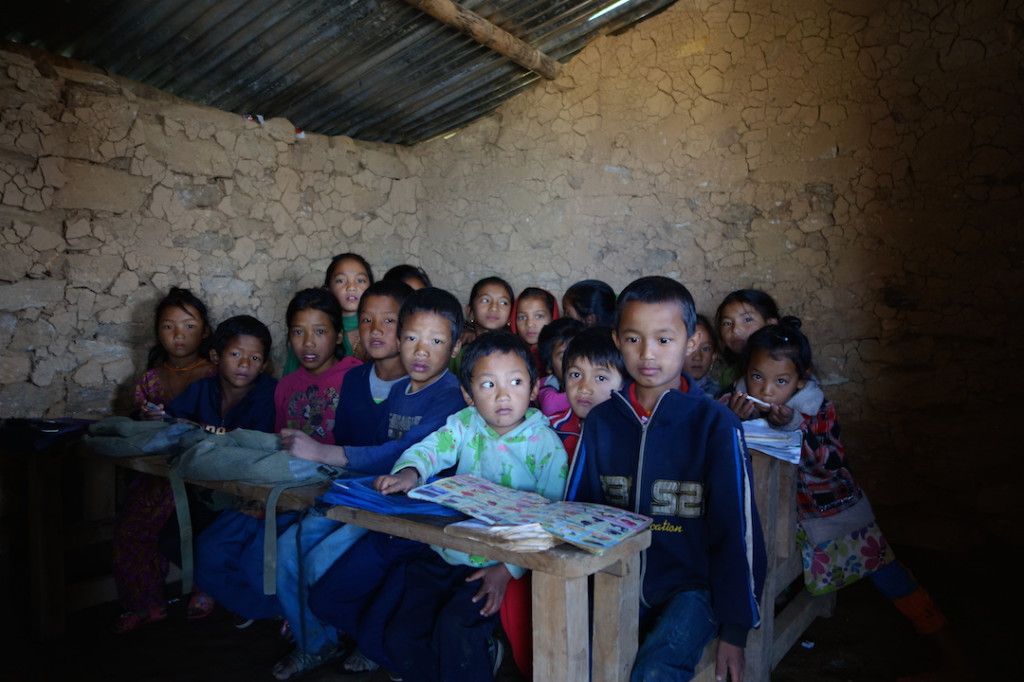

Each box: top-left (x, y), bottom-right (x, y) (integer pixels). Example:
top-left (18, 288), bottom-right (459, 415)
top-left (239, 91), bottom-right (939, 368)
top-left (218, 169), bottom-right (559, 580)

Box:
top-left (401, 0), bottom-right (562, 80)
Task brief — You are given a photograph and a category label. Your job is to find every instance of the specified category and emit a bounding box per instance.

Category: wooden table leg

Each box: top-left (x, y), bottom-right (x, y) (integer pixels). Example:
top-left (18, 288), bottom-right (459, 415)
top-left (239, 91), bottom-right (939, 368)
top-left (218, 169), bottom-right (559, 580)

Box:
top-left (532, 571), bottom-right (589, 681)
top-left (745, 453), bottom-right (782, 682)
top-left (82, 453), bottom-right (116, 521)
top-left (593, 553), bottom-right (641, 682)
top-left (28, 449), bottom-right (65, 637)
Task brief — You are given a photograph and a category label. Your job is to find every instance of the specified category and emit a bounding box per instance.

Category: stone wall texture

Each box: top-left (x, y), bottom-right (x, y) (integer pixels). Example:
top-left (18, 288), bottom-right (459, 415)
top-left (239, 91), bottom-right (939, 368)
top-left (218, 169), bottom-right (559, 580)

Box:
top-left (2, 0), bottom-right (1022, 549)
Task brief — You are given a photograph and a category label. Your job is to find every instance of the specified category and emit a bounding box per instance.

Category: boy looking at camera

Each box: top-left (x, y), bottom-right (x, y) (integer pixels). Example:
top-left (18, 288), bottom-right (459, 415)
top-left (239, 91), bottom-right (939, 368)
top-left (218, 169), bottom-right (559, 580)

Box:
top-left (565, 276), bottom-right (766, 682)
top-left (549, 325), bottom-right (627, 459)
top-left (166, 314), bottom-right (277, 432)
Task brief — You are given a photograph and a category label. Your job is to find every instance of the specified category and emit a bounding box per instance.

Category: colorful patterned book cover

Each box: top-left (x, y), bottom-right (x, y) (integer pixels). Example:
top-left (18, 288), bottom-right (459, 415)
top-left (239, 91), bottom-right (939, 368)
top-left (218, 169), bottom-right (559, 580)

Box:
top-left (409, 474), bottom-right (652, 554)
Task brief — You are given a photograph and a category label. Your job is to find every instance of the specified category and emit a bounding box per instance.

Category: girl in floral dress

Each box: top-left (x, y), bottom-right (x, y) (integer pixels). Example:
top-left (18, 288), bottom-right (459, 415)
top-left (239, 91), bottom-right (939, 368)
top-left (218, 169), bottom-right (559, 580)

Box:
top-left (721, 320), bottom-right (950, 638)
top-left (112, 287), bottom-right (217, 633)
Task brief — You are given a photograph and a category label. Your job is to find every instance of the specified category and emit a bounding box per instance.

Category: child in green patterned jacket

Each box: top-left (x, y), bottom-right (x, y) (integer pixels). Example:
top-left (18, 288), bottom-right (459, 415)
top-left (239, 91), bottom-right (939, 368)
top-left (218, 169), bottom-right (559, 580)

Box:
top-left (374, 330), bottom-right (567, 682)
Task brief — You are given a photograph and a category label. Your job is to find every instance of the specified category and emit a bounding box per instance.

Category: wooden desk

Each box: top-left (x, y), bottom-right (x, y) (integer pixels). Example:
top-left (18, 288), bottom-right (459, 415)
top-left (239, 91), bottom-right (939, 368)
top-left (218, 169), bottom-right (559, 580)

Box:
top-left (10, 439), bottom-right (115, 637)
top-left (116, 454), bottom-right (650, 682)
top-left (76, 449), bottom-right (830, 681)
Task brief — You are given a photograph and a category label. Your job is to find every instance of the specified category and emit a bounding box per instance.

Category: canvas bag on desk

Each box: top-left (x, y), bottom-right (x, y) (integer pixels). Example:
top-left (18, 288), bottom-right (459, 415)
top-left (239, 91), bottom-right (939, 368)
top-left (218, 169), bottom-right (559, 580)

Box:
top-left (83, 416), bottom-right (203, 457)
top-left (168, 428), bottom-right (343, 594)
top-left (87, 420), bottom-right (341, 594)
top-left (86, 418), bottom-right (212, 593)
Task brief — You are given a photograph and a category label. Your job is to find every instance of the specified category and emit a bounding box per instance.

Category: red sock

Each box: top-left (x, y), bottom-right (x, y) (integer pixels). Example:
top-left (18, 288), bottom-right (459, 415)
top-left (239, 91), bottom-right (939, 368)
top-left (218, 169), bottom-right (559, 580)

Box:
top-left (891, 587), bottom-right (948, 635)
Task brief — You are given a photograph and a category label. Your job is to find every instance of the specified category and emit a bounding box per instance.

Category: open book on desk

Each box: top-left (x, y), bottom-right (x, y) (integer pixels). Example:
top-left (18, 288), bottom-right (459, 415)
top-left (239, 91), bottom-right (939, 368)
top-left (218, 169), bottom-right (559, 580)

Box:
top-left (408, 474), bottom-right (652, 554)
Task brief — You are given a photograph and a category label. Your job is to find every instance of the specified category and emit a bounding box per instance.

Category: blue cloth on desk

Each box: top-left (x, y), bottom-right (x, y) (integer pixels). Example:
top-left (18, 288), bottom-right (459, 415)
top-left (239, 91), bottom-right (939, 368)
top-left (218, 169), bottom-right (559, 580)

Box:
top-left (320, 476), bottom-right (461, 517)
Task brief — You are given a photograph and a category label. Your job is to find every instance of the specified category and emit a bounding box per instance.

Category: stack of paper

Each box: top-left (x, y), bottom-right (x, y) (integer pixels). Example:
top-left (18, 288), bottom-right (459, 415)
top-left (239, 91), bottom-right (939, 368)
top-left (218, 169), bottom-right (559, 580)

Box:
top-left (741, 419), bottom-right (803, 464)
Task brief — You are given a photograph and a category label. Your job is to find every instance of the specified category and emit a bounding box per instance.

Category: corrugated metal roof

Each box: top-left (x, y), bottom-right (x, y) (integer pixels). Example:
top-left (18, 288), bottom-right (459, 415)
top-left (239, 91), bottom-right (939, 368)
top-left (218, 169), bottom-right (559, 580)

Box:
top-left (3, 0), bottom-right (678, 145)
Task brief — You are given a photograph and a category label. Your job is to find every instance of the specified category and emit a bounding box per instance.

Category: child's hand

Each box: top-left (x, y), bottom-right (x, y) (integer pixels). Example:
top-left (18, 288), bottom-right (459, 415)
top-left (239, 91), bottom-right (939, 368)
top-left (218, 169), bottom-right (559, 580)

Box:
top-left (280, 428), bottom-right (324, 462)
top-left (281, 430), bottom-right (348, 467)
top-left (726, 392), bottom-right (758, 420)
top-left (765, 403), bottom-right (794, 427)
top-left (715, 640), bottom-right (745, 682)
top-left (374, 468), bottom-right (419, 495)
top-left (140, 402), bottom-right (165, 421)
top-left (467, 564), bottom-right (513, 617)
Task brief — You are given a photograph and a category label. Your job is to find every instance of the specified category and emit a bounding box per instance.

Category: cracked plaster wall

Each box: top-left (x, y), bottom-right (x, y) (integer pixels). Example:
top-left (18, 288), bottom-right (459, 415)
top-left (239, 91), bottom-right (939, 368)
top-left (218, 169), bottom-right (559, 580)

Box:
top-left (411, 0), bottom-right (1024, 547)
top-left (1, 47), bottom-right (428, 418)
top-left (1, 0), bottom-right (1022, 547)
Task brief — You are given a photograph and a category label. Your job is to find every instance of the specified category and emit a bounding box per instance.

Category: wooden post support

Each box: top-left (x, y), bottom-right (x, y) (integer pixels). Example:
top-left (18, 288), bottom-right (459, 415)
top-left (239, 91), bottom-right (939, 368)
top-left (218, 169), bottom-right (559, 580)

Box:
top-left (532, 571), bottom-right (589, 681)
top-left (593, 554), bottom-right (641, 682)
top-left (28, 447), bottom-right (66, 637)
top-left (401, 0), bottom-right (562, 80)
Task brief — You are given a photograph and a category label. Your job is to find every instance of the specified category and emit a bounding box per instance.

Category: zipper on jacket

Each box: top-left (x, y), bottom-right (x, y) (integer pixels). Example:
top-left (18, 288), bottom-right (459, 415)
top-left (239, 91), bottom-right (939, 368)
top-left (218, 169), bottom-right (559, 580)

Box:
top-left (613, 388), bottom-right (671, 609)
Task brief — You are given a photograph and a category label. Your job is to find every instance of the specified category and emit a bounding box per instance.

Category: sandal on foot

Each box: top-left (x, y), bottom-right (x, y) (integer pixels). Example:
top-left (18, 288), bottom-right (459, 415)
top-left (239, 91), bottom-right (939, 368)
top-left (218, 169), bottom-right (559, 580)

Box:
top-left (186, 591), bottom-right (215, 620)
top-left (273, 648), bottom-right (336, 681)
top-left (111, 605), bottom-right (167, 635)
top-left (232, 614), bottom-right (255, 629)
top-left (339, 649), bottom-right (379, 675)
top-left (111, 611), bottom-right (147, 635)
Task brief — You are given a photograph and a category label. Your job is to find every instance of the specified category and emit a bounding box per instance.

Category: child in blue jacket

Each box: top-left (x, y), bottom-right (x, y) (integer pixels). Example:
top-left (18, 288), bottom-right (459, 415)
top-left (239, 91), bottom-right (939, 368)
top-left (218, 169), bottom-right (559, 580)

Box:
top-left (168, 315), bottom-right (279, 621)
top-left (566, 276), bottom-right (766, 682)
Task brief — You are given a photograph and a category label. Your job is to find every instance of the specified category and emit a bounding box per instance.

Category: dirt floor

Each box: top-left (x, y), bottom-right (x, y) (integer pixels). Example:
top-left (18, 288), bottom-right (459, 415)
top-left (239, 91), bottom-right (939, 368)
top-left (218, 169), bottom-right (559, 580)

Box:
top-left (7, 542), bottom-right (1009, 682)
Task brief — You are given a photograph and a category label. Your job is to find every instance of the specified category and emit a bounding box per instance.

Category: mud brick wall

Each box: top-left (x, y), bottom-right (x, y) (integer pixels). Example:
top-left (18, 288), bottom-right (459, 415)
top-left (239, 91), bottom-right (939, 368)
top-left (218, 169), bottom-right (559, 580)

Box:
top-left (2, 0), bottom-right (1022, 548)
top-left (0, 49), bottom-right (427, 414)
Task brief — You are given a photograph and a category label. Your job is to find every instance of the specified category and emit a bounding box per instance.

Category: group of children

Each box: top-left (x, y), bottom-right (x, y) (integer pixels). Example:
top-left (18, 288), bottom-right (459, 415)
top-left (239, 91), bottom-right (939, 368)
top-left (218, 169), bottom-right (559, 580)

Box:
top-left (112, 254), bottom-right (959, 682)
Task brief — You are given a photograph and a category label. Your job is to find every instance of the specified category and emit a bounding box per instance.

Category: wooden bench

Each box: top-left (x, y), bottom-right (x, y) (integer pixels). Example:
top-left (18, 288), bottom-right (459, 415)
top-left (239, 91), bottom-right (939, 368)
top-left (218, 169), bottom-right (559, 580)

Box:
top-left (691, 451), bottom-right (836, 682)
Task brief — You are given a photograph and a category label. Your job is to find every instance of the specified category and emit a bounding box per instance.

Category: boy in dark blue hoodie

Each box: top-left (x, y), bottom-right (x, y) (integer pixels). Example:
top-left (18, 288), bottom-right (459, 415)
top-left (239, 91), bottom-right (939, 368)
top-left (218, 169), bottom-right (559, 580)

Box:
top-left (167, 314), bottom-right (278, 620)
top-left (165, 314), bottom-right (277, 432)
top-left (565, 277), bottom-right (766, 682)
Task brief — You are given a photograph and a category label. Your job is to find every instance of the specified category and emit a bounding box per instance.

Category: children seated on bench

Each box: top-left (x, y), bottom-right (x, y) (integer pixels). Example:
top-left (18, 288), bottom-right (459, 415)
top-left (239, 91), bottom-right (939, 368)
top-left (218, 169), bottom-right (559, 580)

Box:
top-left (194, 289), bottom-right (361, 625)
top-left (347, 330), bottom-right (567, 682)
top-left (272, 286), bottom-right (468, 681)
top-left (182, 315), bottom-right (284, 622)
top-left (504, 324), bottom-right (627, 677)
